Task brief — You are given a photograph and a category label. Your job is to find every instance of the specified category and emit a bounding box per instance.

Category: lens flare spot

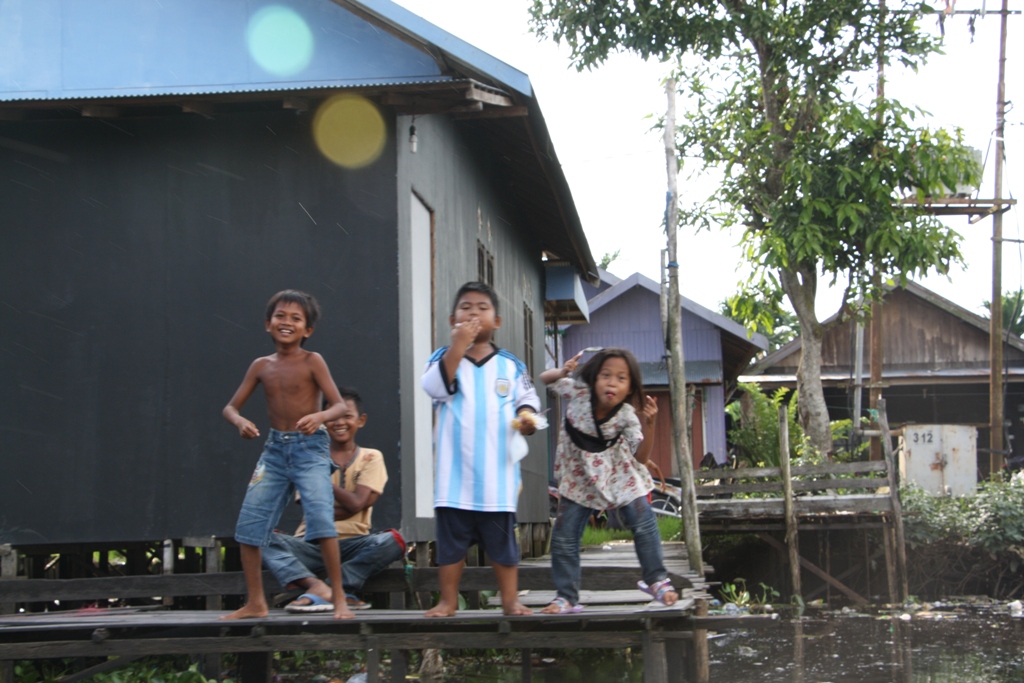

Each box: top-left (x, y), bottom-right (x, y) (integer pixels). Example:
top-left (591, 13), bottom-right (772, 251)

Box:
top-left (312, 94), bottom-right (387, 169)
top-left (246, 6), bottom-right (314, 77)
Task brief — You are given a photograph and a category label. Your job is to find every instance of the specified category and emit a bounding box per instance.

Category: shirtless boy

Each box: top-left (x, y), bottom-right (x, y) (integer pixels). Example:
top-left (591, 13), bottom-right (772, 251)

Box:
top-left (222, 289), bottom-right (352, 620)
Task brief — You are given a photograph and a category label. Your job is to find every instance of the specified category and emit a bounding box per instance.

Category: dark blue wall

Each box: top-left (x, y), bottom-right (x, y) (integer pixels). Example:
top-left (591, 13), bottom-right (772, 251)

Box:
top-left (0, 106), bottom-right (400, 545)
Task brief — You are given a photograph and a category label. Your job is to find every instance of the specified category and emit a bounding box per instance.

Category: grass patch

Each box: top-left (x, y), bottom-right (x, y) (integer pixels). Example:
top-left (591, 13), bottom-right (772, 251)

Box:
top-left (581, 515), bottom-right (681, 546)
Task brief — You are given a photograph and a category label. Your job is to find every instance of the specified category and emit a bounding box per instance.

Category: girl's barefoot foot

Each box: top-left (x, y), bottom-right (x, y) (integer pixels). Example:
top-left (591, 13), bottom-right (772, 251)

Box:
top-left (333, 603), bottom-right (356, 620)
top-left (424, 600), bottom-right (458, 618)
top-left (220, 603), bottom-right (268, 620)
top-left (502, 600), bottom-right (532, 616)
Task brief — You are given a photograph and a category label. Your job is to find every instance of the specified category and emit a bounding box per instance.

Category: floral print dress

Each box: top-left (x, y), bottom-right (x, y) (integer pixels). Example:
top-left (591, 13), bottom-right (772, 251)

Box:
top-left (552, 377), bottom-right (654, 510)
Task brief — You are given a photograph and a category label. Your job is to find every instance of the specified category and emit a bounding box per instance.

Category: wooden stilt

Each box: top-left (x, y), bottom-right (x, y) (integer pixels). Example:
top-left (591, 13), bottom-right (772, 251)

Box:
top-left (0, 545), bottom-right (17, 615)
top-left (665, 636), bottom-right (686, 683)
top-left (520, 648), bottom-right (532, 683)
top-left (878, 400), bottom-right (908, 601)
top-left (643, 627), bottom-right (668, 683)
top-left (366, 637), bottom-right (380, 682)
top-left (882, 523), bottom-right (898, 606)
top-left (779, 407), bottom-right (801, 602)
top-left (237, 652), bottom-right (272, 683)
top-left (1, 660), bottom-right (12, 683)
top-left (691, 598), bottom-right (709, 683)
top-left (390, 649), bottom-right (408, 682)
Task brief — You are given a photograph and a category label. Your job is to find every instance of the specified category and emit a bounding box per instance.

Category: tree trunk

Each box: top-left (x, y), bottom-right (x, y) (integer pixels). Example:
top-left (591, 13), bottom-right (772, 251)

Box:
top-left (780, 266), bottom-right (833, 456)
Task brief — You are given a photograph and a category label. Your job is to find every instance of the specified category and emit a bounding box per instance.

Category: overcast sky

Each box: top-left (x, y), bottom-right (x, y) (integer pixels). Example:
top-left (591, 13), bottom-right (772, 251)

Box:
top-left (393, 0), bottom-right (1022, 320)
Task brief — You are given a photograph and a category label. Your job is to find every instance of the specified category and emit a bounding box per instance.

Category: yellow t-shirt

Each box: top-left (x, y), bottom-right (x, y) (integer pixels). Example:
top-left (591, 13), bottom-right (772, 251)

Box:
top-left (293, 447), bottom-right (388, 540)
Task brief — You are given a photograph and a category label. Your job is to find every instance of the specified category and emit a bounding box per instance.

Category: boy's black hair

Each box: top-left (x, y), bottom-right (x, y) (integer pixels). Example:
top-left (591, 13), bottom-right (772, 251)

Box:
top-left (576, 347), bottom-right (645, 413)
top-left (452, 281), bottom-right (499, 315)
top-left (266, 290), bottom-right (321, 346)
top-left (323, 387), bottom-right (364, 414)
top-left (340, 387), bottom-right (363, 414)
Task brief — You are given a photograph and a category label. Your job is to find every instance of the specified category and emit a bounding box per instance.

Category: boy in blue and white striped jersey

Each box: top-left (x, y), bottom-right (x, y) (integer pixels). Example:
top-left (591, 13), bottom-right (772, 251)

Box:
top-left (421, 281), bottom-right (540, 617)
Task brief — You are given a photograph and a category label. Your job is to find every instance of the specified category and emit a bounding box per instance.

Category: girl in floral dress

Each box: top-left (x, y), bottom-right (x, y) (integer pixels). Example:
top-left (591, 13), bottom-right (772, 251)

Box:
top-left (539, 348), bottom-right (679, 614)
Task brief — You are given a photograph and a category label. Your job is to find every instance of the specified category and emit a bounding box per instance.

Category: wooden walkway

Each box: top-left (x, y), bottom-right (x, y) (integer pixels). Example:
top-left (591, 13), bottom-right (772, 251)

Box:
top-left (0, 541), bottom-right (775, 683)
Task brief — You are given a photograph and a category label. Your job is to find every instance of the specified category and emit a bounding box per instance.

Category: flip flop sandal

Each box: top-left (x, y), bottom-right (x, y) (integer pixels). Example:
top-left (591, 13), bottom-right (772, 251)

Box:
top-left (637, 579), bottom-right (678, 606)
top-left (543, 597), bottom-right (584, 614)
top-left (285, 592), bottom-right (333, 613)
top-left (346, 594), bottom-right (373, 610)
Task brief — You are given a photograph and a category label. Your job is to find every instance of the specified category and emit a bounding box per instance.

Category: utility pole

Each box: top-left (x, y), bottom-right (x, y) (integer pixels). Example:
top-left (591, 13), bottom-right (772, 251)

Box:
top-left (663, 77), bottom-right (703, 575)
top-left (989, 0), bottom-right (1010, 475)
top-left (869, 0), bottom-right (887, 461)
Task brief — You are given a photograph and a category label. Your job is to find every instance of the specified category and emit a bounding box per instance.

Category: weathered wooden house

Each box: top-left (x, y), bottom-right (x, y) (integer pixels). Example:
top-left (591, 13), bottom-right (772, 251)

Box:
top-left (555, 270), bottom-right (768, 476)
top-left (0, 0), bottom-right (596, 551)
top-left (741, 282), bottom-right (1024, 474)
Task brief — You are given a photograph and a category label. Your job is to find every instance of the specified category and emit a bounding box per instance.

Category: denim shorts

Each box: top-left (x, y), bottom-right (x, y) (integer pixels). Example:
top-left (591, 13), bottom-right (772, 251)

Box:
top-left (435, 507), bottom-right (519, 566)
top-left (234, 428), bottom-right (337, 547)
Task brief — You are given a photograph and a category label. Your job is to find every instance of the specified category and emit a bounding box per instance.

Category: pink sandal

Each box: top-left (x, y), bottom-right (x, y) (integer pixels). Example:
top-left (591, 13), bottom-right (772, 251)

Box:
top-left (638, 579), bottom-right (678, 605)
top-left (544, 597), bottom-right (584, 614)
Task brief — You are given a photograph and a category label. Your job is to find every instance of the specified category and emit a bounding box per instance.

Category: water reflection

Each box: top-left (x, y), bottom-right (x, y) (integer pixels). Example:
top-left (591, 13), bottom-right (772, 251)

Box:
top-left (451, 607), bottom-right (1024, 682)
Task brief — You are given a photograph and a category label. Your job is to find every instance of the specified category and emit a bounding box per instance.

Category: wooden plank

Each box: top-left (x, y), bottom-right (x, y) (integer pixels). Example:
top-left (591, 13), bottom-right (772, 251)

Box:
top-left (642, 630), bottom-right (668, 683)
top-left (0, 632), bottom-right (648, 660)
top-left (464, 85), bottom-right (514, 107)
top-left (0, 566), bottom-right (696, 606)
top-left (694, 466), bottom-right (781, 481)
top-left (697, 494), bottom-right (893, 517)
top-left (697, 477), bottom-right (888, 496)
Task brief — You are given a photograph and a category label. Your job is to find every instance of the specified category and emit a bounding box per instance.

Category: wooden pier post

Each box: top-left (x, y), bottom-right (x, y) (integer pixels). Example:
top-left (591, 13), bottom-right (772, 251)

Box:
top-left (878, 399), bottom-right (908, 601)
top-left (779, 407), bottom-right (802, 601)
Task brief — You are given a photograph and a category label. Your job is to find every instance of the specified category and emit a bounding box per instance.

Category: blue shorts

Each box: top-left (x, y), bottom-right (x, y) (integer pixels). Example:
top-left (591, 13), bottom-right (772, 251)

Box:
top-left (234, 429), bottom-right (337, 547)
top-left (435, 507), bottom-right (519, 566)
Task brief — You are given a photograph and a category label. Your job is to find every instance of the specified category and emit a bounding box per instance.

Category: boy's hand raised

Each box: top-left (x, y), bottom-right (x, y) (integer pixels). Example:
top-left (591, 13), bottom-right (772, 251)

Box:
top-left (295, 413), bottom-right (323, 435)
top-left (237, 419), bottom-right (260, 439)
top-left (451, 319), bottom-right (480, 350)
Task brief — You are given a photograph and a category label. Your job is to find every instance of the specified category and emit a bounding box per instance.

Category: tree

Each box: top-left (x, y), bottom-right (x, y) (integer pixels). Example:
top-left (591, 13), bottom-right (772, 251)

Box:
top-left (530, 0), bottom-right (980, 455)
top-left (984, 290), bottom-right (1024, 338)
top-left (720, 297), bottom-right (798, 353)
top-left (599, 249), bottom-right (621, 270)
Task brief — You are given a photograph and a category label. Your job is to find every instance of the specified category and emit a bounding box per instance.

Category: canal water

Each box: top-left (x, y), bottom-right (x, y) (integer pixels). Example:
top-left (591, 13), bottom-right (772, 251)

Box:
top-left (451, 602), bottom-right (1024, 682)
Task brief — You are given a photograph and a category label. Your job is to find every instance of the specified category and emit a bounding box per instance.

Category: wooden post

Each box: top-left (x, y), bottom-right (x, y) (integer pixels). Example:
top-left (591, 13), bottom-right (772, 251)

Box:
top-left (642, 627), bottom-right (668, 683)
top-left (203, 540), bottom-right (223, 681)
top-left (663, 76), bottom-right (703, 575)
top-left (779, 407), bottom-right (801, 602)
top-left (1, 544), bottom-right (17, 615)
top-left (878, 399), bottom-right (908, 601)
top-left (366, 637), bottom-right (381, 683)
top-left (989, 0), bottom-right (1010, 475)
top-left (691, 598), bottom-right (709, 683)
top-left (520, 648), bottom-right (532, 683)
top-left (391, 649), bottom-right (408, 682)
top-left (237, 652), bottom-right (272, 683)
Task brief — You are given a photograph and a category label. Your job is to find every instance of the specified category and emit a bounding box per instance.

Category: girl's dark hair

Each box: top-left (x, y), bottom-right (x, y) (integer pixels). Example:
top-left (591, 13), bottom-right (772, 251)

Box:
top-left (266, 290), bottom-right (321, 346)
top-left (576, 347), bottom-right (645, 412)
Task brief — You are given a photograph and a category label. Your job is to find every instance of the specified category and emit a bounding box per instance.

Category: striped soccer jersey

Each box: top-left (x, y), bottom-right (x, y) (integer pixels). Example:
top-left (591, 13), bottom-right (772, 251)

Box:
top-left (421, 345), bottom-right (540, 512)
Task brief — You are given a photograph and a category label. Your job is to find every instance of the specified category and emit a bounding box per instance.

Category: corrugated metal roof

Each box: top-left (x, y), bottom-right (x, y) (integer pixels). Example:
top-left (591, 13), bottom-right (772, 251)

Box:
top-left (0, 0), bottom-right (445, 102)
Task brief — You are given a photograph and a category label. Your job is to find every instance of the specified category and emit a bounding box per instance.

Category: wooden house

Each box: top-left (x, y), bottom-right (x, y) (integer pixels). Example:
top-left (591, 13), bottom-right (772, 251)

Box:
top-left (0, 0), bottom-right (595, 550)
top-left (741, 282), bottom-right (1024, 474)
top-left (555, 270), bottom-right (768, 477)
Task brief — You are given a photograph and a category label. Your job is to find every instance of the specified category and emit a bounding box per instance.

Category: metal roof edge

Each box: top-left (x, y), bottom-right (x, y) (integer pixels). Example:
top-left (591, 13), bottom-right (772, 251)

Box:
top-left (340, 0), bottom-right (533, 98)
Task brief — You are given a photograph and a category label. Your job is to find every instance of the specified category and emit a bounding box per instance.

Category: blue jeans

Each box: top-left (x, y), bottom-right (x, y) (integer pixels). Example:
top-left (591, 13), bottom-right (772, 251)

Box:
top-left (263, 531), bottom-right (405, 597)
top-left (550, 495), bottom-right (668, 606)
top-left (234, 429), bottom-right (336, 546)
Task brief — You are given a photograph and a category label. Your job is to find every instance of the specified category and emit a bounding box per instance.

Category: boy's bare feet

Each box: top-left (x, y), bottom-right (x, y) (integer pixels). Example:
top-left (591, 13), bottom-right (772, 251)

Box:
top-left (220, 602), bottom-right (268, 620)
top-left (333, 603), bottom-right (356, 620)
top-left (424, 600), bottom-right (459, 618)
top-left (502, 600), bottom-right (532, 616)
